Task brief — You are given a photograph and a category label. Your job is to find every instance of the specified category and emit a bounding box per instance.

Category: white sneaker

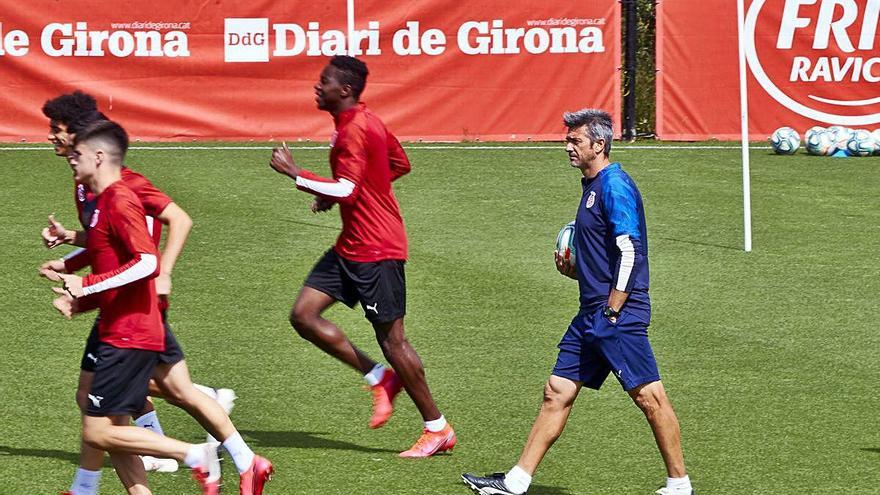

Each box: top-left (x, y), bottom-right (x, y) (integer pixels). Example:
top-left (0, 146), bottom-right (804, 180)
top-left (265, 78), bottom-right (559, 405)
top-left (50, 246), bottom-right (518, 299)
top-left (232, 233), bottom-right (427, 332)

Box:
top-left (655, 488), bottom-right (694, 495)
top-left (215, 388), bottom-right (237, 415)
top-left (141, 455), bottom-right (179, 473)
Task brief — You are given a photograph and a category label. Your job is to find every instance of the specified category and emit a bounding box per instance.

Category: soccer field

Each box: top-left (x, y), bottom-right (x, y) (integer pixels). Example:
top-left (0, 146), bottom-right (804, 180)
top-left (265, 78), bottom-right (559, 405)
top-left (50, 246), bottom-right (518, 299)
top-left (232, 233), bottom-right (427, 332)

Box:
top-left (1, 142), bottom-right (878, 494)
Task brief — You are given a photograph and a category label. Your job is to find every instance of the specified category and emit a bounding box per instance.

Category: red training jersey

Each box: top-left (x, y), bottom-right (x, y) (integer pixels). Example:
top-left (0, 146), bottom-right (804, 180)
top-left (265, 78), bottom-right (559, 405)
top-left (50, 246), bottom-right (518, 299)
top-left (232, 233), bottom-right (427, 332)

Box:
top-left (66, 167), bottom-right (173, 311)
top-left (81, 181), bottom-right (164, 351)
top-left (296, 103), bottom-right (410, 262)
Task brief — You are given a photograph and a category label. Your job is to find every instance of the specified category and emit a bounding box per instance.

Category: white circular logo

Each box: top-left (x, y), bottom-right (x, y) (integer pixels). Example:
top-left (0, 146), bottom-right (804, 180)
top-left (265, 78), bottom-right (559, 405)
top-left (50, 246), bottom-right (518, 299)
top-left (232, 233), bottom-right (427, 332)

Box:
top-left (745, 0), bottom-right (880, 126)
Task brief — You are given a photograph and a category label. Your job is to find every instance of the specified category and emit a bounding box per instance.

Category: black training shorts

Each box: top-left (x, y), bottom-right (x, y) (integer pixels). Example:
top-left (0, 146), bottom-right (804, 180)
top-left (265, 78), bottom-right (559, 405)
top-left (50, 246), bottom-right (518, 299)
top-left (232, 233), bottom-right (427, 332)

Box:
top-left (304, 249), bottom-right (406, 324)
top-left (81, 312), bottom-right (184, 372)
top-left (85, 342), bottom-right (158, 417)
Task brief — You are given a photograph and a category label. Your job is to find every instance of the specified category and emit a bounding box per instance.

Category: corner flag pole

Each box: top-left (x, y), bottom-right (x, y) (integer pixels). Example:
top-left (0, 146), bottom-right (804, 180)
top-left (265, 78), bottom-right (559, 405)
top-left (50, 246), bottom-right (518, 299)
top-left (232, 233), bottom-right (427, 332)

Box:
top-left (347, 0), bottom-right (355, 56)
top-left (737, 0), bottom-right (753, 252)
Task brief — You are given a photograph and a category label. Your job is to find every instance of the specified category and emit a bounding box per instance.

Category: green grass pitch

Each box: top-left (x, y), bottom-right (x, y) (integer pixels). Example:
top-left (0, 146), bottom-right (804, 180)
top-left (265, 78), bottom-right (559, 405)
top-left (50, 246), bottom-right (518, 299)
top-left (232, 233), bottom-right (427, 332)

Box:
top-left (1, 142), bottom-right (878, 494)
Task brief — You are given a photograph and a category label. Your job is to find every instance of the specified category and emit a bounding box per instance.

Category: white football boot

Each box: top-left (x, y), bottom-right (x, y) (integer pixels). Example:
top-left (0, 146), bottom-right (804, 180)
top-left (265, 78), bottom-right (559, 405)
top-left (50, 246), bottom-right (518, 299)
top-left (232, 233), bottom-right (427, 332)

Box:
top-left (141, 455), bottom-right (179, 473)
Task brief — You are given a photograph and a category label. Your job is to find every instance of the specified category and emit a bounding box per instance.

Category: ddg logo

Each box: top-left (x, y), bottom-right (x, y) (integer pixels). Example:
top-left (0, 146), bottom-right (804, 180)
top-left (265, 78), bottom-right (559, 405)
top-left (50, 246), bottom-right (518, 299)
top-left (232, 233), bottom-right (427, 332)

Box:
top-left (225, 18), bottom-right (268, 62)
top-left (745, 0), bottom-right (880, 126)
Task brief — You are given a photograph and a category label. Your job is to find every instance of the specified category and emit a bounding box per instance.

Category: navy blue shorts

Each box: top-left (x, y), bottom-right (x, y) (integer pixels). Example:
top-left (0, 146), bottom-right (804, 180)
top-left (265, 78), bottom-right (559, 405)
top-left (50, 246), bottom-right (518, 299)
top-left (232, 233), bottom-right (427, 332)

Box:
top-left (304, 249), bottom-right (406, 324)
top-left (81, 312), bottom-right (183, 372)
top-left (552, 307), bottom-right (660, 391)
top-left (85, 342), bottom-right (158, 417)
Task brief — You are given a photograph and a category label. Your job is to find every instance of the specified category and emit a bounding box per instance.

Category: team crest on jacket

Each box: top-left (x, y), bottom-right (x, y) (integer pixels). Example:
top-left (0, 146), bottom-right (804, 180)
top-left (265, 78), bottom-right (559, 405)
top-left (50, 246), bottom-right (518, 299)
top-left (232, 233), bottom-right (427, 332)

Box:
top-left (586, 191), bottom-right (596, 209)
top-left (89, 209), bottom-right (100, 228)
top-left (329, 130), bottom-right (338, 148)
top-left (77, 184), bottom-right (86, 202)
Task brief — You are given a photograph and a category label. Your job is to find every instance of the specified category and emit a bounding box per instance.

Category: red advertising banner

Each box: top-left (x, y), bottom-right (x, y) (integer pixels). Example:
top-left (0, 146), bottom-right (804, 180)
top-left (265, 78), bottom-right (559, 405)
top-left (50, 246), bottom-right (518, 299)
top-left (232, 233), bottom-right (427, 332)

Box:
top-left (657, 0), bottom-right (880, 140)
top-left (0, 1), bottom-right (620, 142)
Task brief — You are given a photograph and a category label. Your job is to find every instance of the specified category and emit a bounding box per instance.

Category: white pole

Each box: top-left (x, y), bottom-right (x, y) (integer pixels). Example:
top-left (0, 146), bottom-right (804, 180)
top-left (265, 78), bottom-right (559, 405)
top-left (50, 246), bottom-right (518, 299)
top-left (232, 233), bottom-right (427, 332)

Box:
top-left (347, 0), bottom-right (355, 56)
top-left (736, 0), bottom-right (753, 252)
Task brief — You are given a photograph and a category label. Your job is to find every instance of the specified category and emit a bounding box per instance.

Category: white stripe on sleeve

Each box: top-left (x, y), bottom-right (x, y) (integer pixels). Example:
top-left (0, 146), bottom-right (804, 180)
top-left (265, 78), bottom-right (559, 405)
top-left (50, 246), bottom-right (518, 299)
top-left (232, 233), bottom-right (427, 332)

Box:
top-left (62, 247), bottom-right (87, 261)
top-left (615, 234), bottom-right (635, 292)
top-left (82, 253), bottom-right (158, 296)
top-left (294, 177), bottom-right (355, 198)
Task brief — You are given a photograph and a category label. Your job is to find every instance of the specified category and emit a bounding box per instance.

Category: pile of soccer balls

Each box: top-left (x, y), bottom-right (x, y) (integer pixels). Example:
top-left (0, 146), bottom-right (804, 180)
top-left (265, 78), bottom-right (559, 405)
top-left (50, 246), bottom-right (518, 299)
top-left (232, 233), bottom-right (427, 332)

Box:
top-left (769, 126), bottom-right (880, 157)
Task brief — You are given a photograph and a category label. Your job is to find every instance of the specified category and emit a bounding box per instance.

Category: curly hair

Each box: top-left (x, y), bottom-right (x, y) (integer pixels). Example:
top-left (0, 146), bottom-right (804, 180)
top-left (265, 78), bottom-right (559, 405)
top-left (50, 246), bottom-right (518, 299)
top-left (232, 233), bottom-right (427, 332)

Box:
top-left (41, 91), bottom-right (107, 134)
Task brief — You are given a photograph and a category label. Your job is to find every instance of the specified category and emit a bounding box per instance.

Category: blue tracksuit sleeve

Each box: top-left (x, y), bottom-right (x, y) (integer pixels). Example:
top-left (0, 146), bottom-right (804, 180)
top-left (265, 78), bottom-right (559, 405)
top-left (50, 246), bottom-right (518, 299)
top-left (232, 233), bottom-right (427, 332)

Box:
top-left (602, 177), bottom-right (646, 294)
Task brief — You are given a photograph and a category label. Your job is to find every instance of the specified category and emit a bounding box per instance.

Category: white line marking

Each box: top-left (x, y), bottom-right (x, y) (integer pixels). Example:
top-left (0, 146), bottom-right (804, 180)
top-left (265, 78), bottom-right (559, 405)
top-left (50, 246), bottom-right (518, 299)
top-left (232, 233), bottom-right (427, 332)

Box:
top-left (0, 145), bottom-right (774, 151)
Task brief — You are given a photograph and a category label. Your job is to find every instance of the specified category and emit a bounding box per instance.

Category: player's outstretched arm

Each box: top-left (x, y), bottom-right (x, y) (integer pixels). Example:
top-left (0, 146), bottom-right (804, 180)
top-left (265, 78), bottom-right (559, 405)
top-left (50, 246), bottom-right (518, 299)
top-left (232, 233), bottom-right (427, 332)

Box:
top-left (155, 202), bottom-right (193, 295)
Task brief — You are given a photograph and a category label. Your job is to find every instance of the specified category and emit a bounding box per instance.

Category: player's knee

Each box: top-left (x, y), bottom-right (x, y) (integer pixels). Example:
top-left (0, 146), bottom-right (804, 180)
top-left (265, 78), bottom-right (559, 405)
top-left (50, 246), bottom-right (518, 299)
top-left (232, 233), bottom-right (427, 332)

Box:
top-left (289, 307), bottom-right (317, 336)
top-left (542, 381), bottom-right (574, 409)
top-left (81, 426), bottom-right (107, 450)
top-left (632, 384), bottom-right (665, 416)
top-left (158, 384), bottom-right (187, 406)
top-left (378, 332), bottom-right (407, 353)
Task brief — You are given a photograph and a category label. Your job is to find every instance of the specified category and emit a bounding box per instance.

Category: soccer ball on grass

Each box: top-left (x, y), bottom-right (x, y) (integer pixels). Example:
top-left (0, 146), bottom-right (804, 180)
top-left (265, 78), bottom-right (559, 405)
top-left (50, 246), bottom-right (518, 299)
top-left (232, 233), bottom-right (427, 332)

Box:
top-left (769, 127), bottom-right (800, 155)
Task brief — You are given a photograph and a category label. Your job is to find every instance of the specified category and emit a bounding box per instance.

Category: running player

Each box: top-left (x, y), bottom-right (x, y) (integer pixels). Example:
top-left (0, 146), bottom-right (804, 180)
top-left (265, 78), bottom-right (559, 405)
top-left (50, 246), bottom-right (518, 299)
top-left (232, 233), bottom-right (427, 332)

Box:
top-left (43, 119), bottom-right (224, 494)
top-left (268, 56), bottom-right (455, 457)
top-left (40, 99), bottom-right (272, 495)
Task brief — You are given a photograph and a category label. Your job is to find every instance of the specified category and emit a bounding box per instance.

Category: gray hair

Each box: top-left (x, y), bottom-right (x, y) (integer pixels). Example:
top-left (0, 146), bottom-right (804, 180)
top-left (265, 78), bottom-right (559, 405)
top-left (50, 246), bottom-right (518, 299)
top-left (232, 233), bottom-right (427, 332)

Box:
top-left (563, 108), bottom-right (613, 157)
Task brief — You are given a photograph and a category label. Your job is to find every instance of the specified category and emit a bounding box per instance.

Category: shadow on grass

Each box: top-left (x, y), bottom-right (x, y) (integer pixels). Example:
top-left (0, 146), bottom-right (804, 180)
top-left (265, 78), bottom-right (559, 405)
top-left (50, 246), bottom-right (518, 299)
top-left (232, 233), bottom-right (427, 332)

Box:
top-left (0, 445), bottom-right (80, 465)
top-left (861, 448), bottom-right (880, 454)
top-left (282, 218), bottom-right (339, 231)
top-left (527, 485), bottom-right (573, 495)
top-left (240, 430), bottom-right (398, 454)
top-left (454, 480), bottom-right (572, 495)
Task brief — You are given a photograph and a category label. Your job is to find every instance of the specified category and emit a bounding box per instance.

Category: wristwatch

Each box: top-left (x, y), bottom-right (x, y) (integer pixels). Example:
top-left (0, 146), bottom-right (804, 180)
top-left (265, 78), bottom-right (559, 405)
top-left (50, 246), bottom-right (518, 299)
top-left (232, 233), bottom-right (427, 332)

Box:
top-left (603, 306), bottom-right (621, 319)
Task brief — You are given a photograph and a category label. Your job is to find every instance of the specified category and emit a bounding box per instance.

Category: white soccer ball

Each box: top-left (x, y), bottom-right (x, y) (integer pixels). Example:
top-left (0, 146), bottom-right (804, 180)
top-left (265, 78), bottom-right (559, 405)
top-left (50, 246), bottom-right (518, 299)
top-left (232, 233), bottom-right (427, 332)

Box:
top-left (769, 127), bottom-right (800, 155)
top-left (827, 126), bottom-right (854, 149)
top-left (555, 221), bottom-right (576, 264)
top-left (804, 125), bottom-right (825, 143)
top-left (805, 130), bottom-right (835, 156)
top-left (846, 130), bottom-right (877, 157)
top-left (872, 130), bottom-right (880, 155)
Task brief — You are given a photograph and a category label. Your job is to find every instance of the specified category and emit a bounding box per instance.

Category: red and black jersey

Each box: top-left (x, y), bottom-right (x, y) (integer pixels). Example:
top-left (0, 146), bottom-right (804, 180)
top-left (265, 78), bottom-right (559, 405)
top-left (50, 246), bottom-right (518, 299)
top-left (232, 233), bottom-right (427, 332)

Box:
top-left (295, 103), bottom-right (410, 263)
top-left (81, 181), bottom-right (164, 351)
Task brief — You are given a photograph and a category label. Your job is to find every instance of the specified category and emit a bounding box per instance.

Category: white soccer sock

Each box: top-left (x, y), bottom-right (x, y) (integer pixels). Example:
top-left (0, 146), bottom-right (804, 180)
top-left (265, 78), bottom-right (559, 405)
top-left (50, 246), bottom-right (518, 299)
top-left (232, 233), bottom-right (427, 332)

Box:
top-left (424, 415), bottom-right (447, 432)
top-left (363, 364), bottom-right (386, 386)
top-left (193, 383), bottom-right (219, 401)
top-left (134, 410), bottom-right (165, 437)
top-left (222, 431), bottom-right (256, 474)
top-left (70, 467), bottom-right (101, 495)
top-left (504, 465), bottom-right (531, 495)
top-left (666, 475), bottom-right (692, 493)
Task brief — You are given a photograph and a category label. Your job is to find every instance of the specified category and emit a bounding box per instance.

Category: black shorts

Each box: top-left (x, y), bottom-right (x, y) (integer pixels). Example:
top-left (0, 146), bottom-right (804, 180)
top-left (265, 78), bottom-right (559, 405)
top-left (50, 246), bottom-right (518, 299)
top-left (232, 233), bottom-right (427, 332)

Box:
top-left (304, 249), bottom-right (406, 324)
top-left (81, 312), bottom-right (184, 372)
top-left (85, 342), bottom-right (158, 417)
